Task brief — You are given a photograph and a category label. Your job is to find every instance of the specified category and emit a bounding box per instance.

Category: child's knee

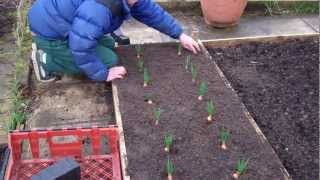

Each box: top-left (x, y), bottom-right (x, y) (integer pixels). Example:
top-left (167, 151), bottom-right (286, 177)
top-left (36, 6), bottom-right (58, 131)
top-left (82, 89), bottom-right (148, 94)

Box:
top-left (107, 53), bottom-right (118, 67)
top-left (99, 36), bottom-right (116, 49)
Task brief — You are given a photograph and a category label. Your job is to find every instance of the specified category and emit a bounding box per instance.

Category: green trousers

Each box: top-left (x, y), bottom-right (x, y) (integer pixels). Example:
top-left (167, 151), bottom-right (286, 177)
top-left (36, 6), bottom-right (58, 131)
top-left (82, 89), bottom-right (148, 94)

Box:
top-left (33, 36), bottom-right (118, 76)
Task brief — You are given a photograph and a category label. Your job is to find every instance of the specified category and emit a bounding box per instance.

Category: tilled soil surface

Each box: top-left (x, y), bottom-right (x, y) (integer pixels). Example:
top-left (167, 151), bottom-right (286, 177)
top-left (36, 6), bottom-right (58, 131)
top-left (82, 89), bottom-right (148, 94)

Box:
top-left (208, 37), bottom-right (319, 180)
top-left (115, 44), bottom-right (287, 180)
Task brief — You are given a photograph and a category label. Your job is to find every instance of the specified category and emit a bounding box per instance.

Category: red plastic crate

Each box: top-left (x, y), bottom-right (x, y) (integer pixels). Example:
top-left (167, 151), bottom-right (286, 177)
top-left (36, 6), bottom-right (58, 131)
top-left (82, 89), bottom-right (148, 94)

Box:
top-left (5, 127), bottom-right (121, 180)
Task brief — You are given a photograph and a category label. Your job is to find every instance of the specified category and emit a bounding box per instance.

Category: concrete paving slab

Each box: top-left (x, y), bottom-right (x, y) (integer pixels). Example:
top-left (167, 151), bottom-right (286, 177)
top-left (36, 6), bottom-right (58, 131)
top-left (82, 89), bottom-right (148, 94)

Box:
top-left (120, 19), bottom-right (165, 44)
top-left (301, 15), bottom-right (319, 32)
top-left (0, 33), bottom-right (16, 143)
top-left (121, 13), bottom-right (318, 44)
top-left (0, 98), bottom-right (10, 115)
top-left (0, 76), bottom-right (11, 100)
top-left (0, 34), bottom-right (16, 101)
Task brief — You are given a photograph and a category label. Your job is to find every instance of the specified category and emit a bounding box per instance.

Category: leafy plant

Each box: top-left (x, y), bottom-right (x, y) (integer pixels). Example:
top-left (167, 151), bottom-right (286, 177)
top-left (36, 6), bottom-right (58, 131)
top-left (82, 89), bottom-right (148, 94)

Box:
top-left (164, 134), bottom-right (173, 152)
top-left (292, 2), bottom-right (319, 15)
top-left (185, 55), bottom-right (191, 72)
top-left (8, 79), bottom-right (28, 130)
top-left (198, 81), bottom-right (208, 101)
top-left (143, 68), bottom-right (150, 87)
top-left (153, 107), bottom-right (161, 125)
top-left (166, 156), bottom-right (174, 179)
top-left (135, 44), bottom-right (142, 59)
top-left (264, 1), bottom-right (282, 16)
top-left (177, 44), bottom-right (182, 56)
top-left (11, 111), bottom-right (26, 125)
top-left (264, 1), bottom-right (319, 16)
top-left (219, 127), bottom-right (230, 150)
top-left (190, 63), bottom-right (198, 83)
top-left (207, 100), bottom-right (215, 122)
top-left (137, 59), bottom-right (144, 73)
top-left (233, 159), bottom-right (249, 179)
top-left (8, 120), bottom-right (17, 131)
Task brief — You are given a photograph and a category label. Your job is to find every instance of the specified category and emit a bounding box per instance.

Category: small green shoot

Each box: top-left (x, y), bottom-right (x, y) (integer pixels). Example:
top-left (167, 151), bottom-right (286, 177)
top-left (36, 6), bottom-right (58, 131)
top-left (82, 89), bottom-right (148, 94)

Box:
top-left (207, 100), bottom-right (215, 122)
top-left (219, 127), bottom-right (230, 150)
top-left (185, 55), bottom-right (191, 72)
top-left (233, 159), bottom-right (249, 179)
top-left (135, 45), bottom-right (142, 59)
top-left (143, 68), bottom-right (150, 87)
top-left (153, 107), bottom-right (161, 125)
top-left (166, 156), bottom-right (174, 178)
top-left (137, 59), bottom-right (144, 73)
top-left (190, 62), bottom-right (198, 83)
top-left (164, 134), bottom-right (173, 152)
top-left (198, 81), bottom-right (208, 101)
top-left (177, 44), bottom-right (182, 56)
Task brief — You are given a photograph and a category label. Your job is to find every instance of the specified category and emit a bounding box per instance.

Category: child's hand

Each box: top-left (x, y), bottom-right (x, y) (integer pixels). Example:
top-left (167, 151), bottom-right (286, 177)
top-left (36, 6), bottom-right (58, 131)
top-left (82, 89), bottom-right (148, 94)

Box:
top-left (106, 66), bottom-right (127, 82)
top-left (179, 33), bottom-right (201, 54)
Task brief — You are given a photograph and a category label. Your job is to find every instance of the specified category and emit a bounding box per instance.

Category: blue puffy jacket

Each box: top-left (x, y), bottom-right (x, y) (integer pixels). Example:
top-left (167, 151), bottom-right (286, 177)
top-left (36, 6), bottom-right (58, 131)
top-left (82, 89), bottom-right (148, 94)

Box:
top-left (28, 0), bottom-right (183, 81)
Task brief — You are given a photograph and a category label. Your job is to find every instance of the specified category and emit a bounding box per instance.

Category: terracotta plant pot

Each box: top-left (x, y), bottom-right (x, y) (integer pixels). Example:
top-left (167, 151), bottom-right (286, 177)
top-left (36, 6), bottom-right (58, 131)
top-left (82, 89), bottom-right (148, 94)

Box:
top-left (200, 0), bottom-right (248, 28)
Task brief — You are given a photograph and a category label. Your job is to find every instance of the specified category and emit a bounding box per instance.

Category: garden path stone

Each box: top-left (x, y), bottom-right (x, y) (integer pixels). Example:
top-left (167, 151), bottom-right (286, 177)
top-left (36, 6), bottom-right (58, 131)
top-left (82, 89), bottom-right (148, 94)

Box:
top-left (0, 33), bottom-right (16, 144)
top-left (301, 15), bottom-right (319, 32)
top-left (121, 13), bottom-right (318, 44)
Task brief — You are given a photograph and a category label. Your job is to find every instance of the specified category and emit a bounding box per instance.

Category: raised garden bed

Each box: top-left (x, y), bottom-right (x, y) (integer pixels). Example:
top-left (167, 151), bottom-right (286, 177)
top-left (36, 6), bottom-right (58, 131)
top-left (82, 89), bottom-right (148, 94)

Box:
top-left (113, 43), bottom-right (289, 179)
top-left (27, 81), bottom-right (115, 129)
top-left (206, 35), bottom-right (319, 180)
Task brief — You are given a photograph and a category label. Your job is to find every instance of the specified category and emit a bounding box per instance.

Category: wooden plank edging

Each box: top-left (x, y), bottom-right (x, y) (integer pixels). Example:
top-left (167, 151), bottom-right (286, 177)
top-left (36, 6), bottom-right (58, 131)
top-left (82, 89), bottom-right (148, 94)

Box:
top-left (202, 33), bottom-right (319, 48)
top-left (112, 83), bottom-right (131, 180)
top-left (198, 39), bottom-right (292, 180)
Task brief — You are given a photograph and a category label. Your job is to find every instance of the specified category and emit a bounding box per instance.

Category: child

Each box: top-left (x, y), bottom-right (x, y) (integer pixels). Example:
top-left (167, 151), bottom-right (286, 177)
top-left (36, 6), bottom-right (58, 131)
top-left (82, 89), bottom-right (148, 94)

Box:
top-left (28, 0), bottom-right (200, 82)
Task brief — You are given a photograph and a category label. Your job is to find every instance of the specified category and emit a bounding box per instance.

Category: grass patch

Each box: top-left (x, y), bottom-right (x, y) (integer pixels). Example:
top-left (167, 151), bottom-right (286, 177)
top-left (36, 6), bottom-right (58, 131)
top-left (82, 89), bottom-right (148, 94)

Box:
top-left (7, 0), bottom-right (32, 131)
top-left (290, 1), bottom-right (319, 15)
top-left (7, 79), bottom-right (28, 130)
top-left (264, 1), bottom-right (319, 16)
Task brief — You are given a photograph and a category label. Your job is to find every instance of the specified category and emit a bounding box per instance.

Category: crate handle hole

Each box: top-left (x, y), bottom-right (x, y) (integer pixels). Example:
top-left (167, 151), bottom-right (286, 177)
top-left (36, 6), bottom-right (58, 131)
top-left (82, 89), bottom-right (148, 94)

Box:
top-left (51, 135), bottom-right (78, 144)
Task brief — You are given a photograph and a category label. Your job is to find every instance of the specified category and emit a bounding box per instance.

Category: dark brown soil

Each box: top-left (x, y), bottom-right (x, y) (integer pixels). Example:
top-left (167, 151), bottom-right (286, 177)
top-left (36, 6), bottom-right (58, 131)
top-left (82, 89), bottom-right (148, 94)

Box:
top-left (115, 44), bottom-right (287, 179)
top-left (208, 37), bottom-right (319, 180)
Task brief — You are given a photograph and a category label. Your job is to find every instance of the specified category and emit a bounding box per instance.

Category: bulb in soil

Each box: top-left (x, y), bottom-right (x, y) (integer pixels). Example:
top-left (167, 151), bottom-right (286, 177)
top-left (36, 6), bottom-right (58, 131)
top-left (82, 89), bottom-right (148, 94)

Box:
top-left (147, 100), bottom-right (153, 104)
top-left (137, 54), bottom-right (140, 59)
top-left (233, 172), bottom-right (239, 179)
top-left (168, 174), bottom-right (173, 180)
top-left (207, 115), bottom-right (212, 122)
top-left (164, 147), bottom-right (169, 152)
top-left (221, 143), bottom-right (227, 150)
top-left (198, 96), bottom-right (203, 101)
top-left (143, 82), bottom-right (148, 87)
top-left (155, 120), bottom-right (158, 125)
top-left (178, 52), bottom-right (181, 56)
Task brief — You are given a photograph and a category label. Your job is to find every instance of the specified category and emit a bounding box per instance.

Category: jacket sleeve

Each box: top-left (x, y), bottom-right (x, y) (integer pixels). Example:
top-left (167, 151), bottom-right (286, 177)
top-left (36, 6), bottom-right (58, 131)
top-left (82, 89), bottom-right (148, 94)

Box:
top-left (130, 0), bottom-right (183, 39)
top-left (69, 1), bottom-right (112, 81)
